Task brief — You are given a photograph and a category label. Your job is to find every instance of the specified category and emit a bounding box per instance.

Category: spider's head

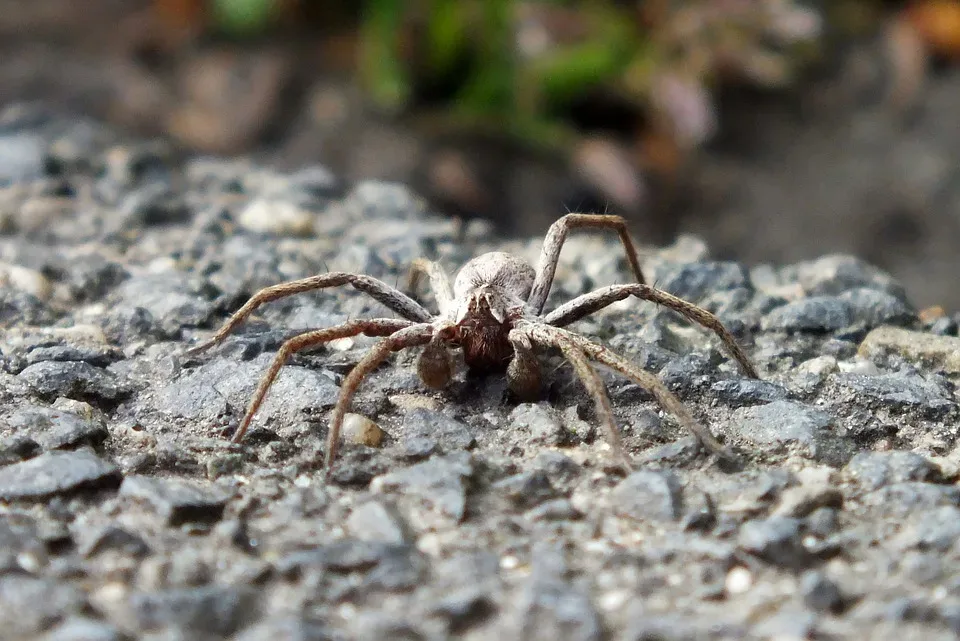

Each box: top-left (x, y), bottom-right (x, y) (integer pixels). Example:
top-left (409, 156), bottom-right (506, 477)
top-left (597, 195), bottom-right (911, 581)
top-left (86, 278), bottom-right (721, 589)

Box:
top-left (456, 285), bottom-right (515, 324)
top-left (451, 252), bottom-right (535, 325)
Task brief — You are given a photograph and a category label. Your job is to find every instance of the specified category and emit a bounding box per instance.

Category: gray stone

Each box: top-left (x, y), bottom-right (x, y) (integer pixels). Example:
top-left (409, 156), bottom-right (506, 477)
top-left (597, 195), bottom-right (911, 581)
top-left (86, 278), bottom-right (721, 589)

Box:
top-left (118, 184), bottom-right (189, 227)
top-left (78, 525), bottom-right (151, 558)
top-left (0, 514), bottom-right (46, 573)
top-left (656, 261), bottom-right (750, 303)
top-left (0, 134), bottom-right (46, 183)
top-left (659, 353), bottom-right (712, 394)
top-left (23, 343), bottom-right (123, 368)
top-left (533, 451), bottom-right (582, 490)
top-left (0, 576), bottom-right (85, 637)
top-left (0, 449), bottom-right (121, 500)
top-left (432, 587), bottom-right (496, 634)
top-left (0, 289), bottom-right (58, 325)
top-left (493, 470), bottom-right (561, 509)
top-left (792, 255), bottom-right (906, 298)
top-left (845, 451), bottom-right (942, 490)
top-left (127, 586), bottom-right (258, 636)
top-left (752, 608), bottom-right (819, 639)
top-left (372, 453), bottom-right (473, 524)
top-left (710, 378), bottom-right (789, 406)
top-left (862, 482), bottom-right (960, 518)
top-left (622, 615), bottom-right (710, 641)
top-left (399, 436), bottom-right (437, 460)
top-left (839, 287), bottom-right (915, 327)
top-left (18, 361), bottom-right (131, 400)
top-left (512, 543), bottom-right (601, 641)
top-left (805, 507), bottom-right (840, 538)
top-left (5, 404), bottom-right (108, 450)
top-left (120, 475), bottom-right (230, 525)
top-left (156, 353), bottom-right (338, 425)
top-left (275, 540), bottom-right (385, 575)
top-left (681, 487), bottom-right (717, 531)
top-left (729, 400), bottom-right (851, 463)
top-left (402, 408), bottom-right (476, 451)
top-left (509, 403), bottom-right (568, 446)
top-left (346, 500), bottom-right (413, 545)
top-left (858, 326), bottom-right (960, 375)
top-left (0, 433), bottom-right (41, 464)
top-left (42, 617), bottom-right (124, 641)
top-left (762, 296), bottom-right (853, 332)
top-left (233, 617), bottom-right (336, 641)
top-left (801, 571), bottom-right (845, 613)
top-left (112, 272), bottom-right (214, 329)
top-left (773, 484), bottom-right (843, 518)
top-left (276, 540), bottom-right (425, 591)
top-left (526, 498), bottom-right (583, 522)
top-left (893, 506), bottom-right (960, 551)
top-left (612, 470), bottom-right (683, 522)
top-left (739, 516), bottom-right (812, 569)
top-left (833, 372), bottom-right (955, 416)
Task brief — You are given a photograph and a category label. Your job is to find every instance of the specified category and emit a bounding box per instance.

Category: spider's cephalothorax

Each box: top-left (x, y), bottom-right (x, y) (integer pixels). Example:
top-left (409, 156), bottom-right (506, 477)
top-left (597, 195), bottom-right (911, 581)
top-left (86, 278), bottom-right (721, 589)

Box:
top-left (186, 214), bottom-right (760, 476)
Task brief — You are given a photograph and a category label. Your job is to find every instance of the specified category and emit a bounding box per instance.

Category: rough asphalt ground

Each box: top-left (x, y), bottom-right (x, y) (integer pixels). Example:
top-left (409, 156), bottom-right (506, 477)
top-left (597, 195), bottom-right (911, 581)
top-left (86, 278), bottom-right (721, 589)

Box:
top-left (2, 105), bottom-right (960, 640)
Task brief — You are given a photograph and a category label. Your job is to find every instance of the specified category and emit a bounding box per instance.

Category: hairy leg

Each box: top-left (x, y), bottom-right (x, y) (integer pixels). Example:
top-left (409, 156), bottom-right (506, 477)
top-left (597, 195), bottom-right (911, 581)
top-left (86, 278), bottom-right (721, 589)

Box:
top-left (506, 330), bottom-right (542, 401)
top-left (325, 323), bottom-right (435, 476)
top-left (518, 325), bottom-right (632, 471)
top-left (187, 272), bottom-right (432, 355)
top-left (525, 322), bottom-right (736, 463)
top-left (407, 258), bottom-right (455, 317)
top-left (230, 318), bottom-right (413, 445)
top-left (543, 283), bottom-right (758, 379)
top-left (527, 213), bottom-right (646, 315)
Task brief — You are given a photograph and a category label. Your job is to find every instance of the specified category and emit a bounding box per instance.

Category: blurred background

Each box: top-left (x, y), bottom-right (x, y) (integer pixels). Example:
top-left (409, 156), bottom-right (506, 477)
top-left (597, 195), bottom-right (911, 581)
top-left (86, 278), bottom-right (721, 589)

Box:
top-left (2, 0), bottom-right (960, 309)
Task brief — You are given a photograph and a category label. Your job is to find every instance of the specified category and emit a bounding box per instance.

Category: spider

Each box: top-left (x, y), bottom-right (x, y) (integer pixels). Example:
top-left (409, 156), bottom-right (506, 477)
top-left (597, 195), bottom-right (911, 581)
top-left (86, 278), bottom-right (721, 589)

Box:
top-left (186, 213), bottom-right (759, 476)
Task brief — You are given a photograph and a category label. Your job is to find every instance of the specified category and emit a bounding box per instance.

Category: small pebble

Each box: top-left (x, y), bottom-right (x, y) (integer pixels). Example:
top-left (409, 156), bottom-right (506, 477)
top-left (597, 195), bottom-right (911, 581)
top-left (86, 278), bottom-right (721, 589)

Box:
top-left (725, 567), bottom-right (753, 595)
top-left (859, 326), bottom-right (960, 375)
top-left (237, 198), bottom-right (314, 235)
top-left (342, 413), bottom-right (386, 447)
top-left (0, 263), bottom-right (52, 300)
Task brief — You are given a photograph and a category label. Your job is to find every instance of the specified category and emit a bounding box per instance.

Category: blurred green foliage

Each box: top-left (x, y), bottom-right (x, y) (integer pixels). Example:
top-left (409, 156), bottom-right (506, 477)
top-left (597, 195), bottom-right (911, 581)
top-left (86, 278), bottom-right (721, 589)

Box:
top-left (358, 0), bottom-right (823, 151)
top-left (207, 0), bottom-right (824, 151)
top-left (211, 0), bottom-right (279, 36)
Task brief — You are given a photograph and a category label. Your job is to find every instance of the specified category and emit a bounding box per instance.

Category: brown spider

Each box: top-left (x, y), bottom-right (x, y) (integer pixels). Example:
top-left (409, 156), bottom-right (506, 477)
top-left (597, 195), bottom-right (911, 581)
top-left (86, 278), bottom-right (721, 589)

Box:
top-left (186, 214), bottom-right (758, 475)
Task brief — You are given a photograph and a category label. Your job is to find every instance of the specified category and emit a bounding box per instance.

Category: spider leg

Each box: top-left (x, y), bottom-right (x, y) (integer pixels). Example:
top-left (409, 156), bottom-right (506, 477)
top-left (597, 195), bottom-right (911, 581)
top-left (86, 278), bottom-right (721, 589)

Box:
top-left (325, 323), bottom-right (435, 477)
top-left (506, 330), bottom-right (542, 401)
top-left (527, 213), bottom-right (646, 315)
top-left (513, 325), bottom-right (631, 472)
top-left (230, 318), bottom-right (413, 444)
top-left (543, 283), bottom-right (758, 379)
top-left (186, 273), bottom-right (432, 355)
top-left (524, 322), bottom-right (737, 463)
top-left (407, 258), bottom-right (455, 316)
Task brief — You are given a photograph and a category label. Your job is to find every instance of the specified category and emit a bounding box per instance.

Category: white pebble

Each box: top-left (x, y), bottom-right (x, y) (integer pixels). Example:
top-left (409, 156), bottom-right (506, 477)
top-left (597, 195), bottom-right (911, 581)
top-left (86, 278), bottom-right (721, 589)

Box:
top-left (725, 566), bottom-right (753, 594)
top-left (341, 413), bottom-right (385, 447)
top-left (238, 198), bottom-right (314, 236)
top-left (0, 262), bottom-right (52, 300)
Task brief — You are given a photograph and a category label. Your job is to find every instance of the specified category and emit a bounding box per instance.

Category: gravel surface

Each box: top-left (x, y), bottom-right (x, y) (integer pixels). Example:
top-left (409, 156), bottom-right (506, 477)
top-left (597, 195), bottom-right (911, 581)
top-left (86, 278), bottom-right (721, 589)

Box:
top-left (2, 105), bottom-right (960, 640)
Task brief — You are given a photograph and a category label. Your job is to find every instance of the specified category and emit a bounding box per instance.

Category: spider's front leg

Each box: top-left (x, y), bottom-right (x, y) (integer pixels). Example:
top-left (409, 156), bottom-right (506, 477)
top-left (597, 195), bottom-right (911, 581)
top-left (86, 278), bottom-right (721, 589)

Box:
top-left (186, 272), bottom-right (432, 356)
top-left (230, 318), bottom-right (413, 444)
top-left (527, 213), bottom-right (646, 315)
top-left (325, 323), bottom-right (435, 476)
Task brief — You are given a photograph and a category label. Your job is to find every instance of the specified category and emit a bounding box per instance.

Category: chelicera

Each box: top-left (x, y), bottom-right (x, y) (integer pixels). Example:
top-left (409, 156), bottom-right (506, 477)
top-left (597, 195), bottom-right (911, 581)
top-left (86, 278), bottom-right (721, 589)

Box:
top-left (186, 214), bottom-right (759, 475)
